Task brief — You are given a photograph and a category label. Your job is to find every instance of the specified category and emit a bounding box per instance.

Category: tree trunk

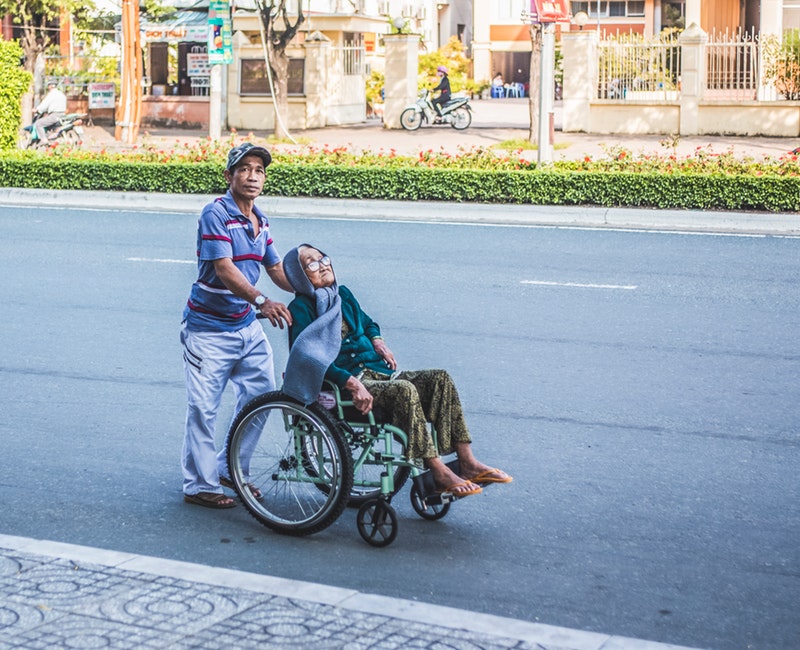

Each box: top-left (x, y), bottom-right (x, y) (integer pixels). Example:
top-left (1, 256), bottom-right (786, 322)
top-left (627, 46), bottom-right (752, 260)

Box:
top-left (20, 20), bottom-right (45, 121)
top-left (267, 42), bottom-right (290, 139)
top-left (257, 0), bottom-right (304, 140)
top-left (528, 24), bottom-right (542, 145)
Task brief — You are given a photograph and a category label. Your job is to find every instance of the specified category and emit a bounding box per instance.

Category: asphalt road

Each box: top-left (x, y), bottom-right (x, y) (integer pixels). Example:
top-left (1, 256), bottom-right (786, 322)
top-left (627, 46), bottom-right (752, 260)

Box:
top-left (1, 203), bottom-right (798, 649)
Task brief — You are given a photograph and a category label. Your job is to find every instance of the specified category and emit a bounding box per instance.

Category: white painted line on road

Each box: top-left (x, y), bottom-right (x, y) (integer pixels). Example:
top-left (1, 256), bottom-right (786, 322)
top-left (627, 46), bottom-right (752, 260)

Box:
top-left (521, 280), bottom-right (638, 290)
top-left (128, 257), bottom-right (195, 265)
top-left (312, 216), bottom-right (800, 238)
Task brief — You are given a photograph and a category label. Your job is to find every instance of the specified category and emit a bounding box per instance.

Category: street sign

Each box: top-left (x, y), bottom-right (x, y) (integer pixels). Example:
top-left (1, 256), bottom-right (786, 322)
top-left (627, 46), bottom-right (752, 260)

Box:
top-left (88, 82), bottom-right (116, 109)
top-left (532, 0), bottom-right (570, 22)
top-left (187, 52), bottom-right (211, 77)
top-left (208, 0), bottom-right (233, 65)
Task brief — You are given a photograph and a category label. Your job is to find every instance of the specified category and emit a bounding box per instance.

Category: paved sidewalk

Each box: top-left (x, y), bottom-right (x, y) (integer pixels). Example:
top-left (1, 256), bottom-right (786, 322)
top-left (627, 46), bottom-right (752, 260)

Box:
top-left (81, 98), bottom-right (799, 162)
top-left (0, 534), bottom-right (700, 650)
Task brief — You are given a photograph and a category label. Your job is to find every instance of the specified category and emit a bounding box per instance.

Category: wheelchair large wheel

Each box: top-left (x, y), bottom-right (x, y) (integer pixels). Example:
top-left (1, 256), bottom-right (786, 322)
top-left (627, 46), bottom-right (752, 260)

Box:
top-left (347, 428), bottom-right (410, 507)
top-left (226, 391), bottom-right (353, 537)
top-left (356, 499), bottom-right (398, 547)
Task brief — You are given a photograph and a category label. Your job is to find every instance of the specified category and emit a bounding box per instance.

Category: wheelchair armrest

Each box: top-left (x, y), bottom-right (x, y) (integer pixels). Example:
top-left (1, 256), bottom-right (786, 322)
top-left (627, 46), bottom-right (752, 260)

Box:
top-left (321, 379), bottom-right (380, 424)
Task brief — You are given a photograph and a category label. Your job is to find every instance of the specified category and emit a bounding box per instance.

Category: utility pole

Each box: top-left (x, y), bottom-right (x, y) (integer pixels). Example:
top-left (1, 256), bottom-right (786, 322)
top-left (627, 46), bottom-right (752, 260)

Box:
top-left (116, 0), bottom-right (142, 143)
top-left (209, 64), bottom-right (222, 140)
top-left (537, 22), bottom-right (555, 163)
top-left (522, 1), bottom-right (569, 165)
top-left (208, 1), bottom-right (234, 140)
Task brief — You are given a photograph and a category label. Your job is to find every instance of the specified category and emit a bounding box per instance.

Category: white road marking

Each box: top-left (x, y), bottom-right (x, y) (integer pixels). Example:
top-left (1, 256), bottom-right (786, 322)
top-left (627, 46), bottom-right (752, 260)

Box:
top-left (521, 280), bottom-right (638, 290)
top-left (127, 257), bottom-right (195, 265)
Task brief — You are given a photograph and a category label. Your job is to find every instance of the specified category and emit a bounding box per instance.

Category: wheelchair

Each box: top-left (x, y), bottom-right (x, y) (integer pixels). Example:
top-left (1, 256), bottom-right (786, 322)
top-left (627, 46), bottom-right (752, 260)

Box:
top-left (224, 380), bottom-right (463, 547)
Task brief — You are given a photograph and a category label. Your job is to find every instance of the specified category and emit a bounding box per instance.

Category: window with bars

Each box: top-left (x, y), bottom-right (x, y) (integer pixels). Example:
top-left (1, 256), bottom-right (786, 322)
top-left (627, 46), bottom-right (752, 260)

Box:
top-left (609, 1), bottom-right (626, 17)
top-left (239, 58), bottom-right (305, 96)
top-left (628, 1), bottom-right (644, 16)
top-left (571, 0), bottom-right (644, 17)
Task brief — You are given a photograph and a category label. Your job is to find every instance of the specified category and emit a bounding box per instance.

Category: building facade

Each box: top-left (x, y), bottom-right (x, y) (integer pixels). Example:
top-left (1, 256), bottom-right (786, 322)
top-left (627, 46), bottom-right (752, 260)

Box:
top-left (471, 0), bottom-right (797, 86)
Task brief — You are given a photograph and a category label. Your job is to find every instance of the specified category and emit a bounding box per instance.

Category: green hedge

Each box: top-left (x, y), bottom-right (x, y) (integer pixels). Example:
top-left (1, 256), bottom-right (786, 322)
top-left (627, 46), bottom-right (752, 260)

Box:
top-left (0, 158), bottom-right (798, 212)
top-left (0, 40), bottom-right (32, 151)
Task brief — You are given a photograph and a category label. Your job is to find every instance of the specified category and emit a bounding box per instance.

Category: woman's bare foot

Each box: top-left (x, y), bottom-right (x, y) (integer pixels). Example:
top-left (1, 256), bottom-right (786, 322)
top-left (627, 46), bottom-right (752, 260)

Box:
top-left (455, 443), bottom-right (513, 484)
top-left (425, 457), bottom-right (482, 496)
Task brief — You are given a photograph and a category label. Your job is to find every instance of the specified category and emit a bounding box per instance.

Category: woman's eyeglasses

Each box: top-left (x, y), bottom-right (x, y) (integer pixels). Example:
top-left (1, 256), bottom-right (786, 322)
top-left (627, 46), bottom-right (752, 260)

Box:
top-left (304, 256), bottom-right (331, 272)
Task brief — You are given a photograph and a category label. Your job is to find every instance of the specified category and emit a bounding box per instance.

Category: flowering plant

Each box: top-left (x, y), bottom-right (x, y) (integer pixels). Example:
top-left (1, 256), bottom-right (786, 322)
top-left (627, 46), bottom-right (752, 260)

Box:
top-left (7, 132), bottom-right (799, 178)
top-left (20, 133), bottom-right (539, 171)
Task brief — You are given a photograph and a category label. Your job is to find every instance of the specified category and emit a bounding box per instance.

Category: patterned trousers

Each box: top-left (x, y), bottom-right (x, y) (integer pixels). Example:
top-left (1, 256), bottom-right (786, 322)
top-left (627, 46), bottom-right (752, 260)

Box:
top-left (361, 368), bottom-right (472, 461)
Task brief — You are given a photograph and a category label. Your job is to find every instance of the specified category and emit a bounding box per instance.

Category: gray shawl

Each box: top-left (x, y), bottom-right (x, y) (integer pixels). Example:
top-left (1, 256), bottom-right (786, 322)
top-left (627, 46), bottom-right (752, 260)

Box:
top-left (281, 245), bottom-right (342, 405)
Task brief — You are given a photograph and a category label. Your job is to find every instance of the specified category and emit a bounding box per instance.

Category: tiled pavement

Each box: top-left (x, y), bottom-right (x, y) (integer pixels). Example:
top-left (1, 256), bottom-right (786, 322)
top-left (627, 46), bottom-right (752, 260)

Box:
top-left (0, 534), bottom-right (700, 650)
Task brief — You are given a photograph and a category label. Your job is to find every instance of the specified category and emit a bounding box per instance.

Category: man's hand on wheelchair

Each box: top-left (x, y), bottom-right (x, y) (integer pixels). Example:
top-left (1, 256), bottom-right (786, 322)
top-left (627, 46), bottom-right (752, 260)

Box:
top-left (344, 376), bottom-right (373, 414)
top-left (258, 299), bottom-right (293, 329)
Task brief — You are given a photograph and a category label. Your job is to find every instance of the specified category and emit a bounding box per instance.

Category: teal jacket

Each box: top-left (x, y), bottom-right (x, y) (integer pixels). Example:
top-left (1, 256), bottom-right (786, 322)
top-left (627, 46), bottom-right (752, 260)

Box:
top-left (288, 285), bottom-right (393, 388)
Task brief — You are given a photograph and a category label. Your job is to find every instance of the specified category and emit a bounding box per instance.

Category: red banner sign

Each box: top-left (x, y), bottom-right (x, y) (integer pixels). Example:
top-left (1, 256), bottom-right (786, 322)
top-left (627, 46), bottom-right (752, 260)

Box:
top-left (532, 0), bottom-right (571, 22)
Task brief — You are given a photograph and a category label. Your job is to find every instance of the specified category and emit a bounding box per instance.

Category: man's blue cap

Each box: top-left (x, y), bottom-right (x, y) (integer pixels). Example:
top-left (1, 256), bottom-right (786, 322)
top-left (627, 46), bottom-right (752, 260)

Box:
top-left (226, 142), bottom-right (272, 171)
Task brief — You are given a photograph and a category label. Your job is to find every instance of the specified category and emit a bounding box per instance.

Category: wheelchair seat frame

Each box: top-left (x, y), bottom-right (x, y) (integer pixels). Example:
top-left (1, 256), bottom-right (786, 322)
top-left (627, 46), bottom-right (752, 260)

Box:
top-left (225, 381), bottom-right (465, 547)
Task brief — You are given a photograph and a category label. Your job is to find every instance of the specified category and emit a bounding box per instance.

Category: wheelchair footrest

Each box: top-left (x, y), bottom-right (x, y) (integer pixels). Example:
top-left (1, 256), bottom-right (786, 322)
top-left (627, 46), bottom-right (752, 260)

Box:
top-left (413, 457), bottom-right (463, 503)
top-left (412, 471), bottom-right (437, 499)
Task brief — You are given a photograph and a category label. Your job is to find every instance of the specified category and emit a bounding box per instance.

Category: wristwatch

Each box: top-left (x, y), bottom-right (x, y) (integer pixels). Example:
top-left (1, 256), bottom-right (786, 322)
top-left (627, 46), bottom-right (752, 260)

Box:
top-left (254, 294), bottom-right (266, 308)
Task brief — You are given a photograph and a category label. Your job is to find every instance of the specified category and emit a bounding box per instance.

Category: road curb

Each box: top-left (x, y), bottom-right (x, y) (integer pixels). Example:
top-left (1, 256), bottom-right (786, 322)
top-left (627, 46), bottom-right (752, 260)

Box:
top-left (1, 187), bottom-right (798, 235)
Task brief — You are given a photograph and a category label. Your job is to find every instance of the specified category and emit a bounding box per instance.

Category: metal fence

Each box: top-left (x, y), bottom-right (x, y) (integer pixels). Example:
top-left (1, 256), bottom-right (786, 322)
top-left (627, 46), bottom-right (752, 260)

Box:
top-left (597, 34), bottom-right (681, 101)
top-left (705, 29), bottom-right (759, 101)
top-left (597, 29), bottom-right (800, 103)
top-left (332, 43), bottom-right (366, 77)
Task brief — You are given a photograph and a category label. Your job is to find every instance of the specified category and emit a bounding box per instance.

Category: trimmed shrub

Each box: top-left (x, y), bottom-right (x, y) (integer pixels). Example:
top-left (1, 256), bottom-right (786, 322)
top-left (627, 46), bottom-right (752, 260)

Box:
top-left (0, 39), bottom-right (32, 151)
top-left (0, 157), bottom-right (797, 212)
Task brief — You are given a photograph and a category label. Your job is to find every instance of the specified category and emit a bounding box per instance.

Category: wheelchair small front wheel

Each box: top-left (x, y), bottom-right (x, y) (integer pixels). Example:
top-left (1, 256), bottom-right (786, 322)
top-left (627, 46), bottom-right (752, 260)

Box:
top-left (410, 483), bottom-right (450, 521)
top-left (356, 499), bottom-right (398, 547)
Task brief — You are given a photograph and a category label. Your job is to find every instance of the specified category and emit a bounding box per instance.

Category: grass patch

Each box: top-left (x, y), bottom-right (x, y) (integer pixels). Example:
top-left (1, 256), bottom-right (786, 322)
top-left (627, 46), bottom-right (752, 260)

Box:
top-left (494, 138), bottom-right (571, 152)
top-left (266, 135), bottom-right (314, 145)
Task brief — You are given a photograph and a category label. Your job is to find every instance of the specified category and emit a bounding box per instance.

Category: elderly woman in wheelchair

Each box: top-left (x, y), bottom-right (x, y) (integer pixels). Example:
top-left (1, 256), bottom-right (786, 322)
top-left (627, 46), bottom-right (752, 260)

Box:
top-left (223, 244), bottom-right (511, 546)
top-left (286, 245), bottom-right (511, 492)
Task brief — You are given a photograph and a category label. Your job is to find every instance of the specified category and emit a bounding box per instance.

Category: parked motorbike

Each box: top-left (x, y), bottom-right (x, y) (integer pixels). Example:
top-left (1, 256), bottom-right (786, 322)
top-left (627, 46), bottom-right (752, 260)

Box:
top-left (400, 89), bottom-right (472, 131)
top-left (22, 112), bottom-right (87, 149)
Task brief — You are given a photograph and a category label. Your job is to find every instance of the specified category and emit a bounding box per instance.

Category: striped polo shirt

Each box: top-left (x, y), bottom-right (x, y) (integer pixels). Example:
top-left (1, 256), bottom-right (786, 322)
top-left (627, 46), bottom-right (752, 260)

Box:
top-left (183, 191), bottom-right (281, 332)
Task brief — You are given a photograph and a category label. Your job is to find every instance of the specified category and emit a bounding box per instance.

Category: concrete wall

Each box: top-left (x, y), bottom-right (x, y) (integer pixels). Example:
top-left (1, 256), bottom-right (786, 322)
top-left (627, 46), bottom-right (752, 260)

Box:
top-left (325, 75), bottom-right (367, 125)
top-left (224, 35), bottom-right (365, 131)
top-left (383, 33), bottom-right (419, 129)
top-left (697, 103), bottom-right (800, 136)
top-left (580, 101), bottom-right (800, 137)
top-left (588, 102), bottom-right (681, 135)
top-left (141, 97), bottom-right (210, 129)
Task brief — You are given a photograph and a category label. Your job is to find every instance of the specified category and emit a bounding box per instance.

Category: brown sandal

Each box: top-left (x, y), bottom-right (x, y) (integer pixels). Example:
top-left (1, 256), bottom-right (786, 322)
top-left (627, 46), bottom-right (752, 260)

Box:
top-left (183, 492), bottom-right (237, 509)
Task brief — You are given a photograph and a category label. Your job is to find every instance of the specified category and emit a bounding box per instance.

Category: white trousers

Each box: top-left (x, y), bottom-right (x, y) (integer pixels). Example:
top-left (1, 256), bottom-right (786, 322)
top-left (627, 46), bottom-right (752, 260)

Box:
top-left (180, 320), bottom-right (276, 496)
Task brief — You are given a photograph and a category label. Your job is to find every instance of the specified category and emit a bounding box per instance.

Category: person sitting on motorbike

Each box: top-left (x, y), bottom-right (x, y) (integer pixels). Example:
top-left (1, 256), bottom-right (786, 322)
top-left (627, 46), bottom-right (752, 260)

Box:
top-left (33, 81), bottom-right (67, 140)
top-left (432, 65), bottom-right (451, 121)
